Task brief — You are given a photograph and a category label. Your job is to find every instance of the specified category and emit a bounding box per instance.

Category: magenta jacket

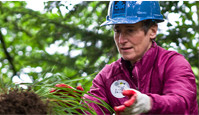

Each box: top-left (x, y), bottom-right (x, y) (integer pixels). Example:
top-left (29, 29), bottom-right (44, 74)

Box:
top-left (84, 42), bottom-right (198, 114)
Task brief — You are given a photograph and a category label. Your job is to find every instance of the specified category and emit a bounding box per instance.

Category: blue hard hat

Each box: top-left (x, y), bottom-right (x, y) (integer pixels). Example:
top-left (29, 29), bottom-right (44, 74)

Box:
top-left (100, 1), bottom-right (164, 26)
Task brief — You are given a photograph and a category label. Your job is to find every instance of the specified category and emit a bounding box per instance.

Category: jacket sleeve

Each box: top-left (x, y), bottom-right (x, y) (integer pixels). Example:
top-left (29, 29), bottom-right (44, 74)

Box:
top-left (147, 55), bottom-right (198, 114)
top-left (83, 65), bottom-right (113, 115)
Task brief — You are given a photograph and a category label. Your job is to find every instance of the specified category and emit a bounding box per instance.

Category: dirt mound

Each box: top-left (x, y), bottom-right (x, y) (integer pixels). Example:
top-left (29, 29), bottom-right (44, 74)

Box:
top-left (0, 89), bottom-right (48, 114)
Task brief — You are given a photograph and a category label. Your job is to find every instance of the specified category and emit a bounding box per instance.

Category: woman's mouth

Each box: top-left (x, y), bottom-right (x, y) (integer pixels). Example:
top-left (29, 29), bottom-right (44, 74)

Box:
top-left (121, 47), bottom-right (133, 52)
top-left (121, 47), bottom-right (132, 50)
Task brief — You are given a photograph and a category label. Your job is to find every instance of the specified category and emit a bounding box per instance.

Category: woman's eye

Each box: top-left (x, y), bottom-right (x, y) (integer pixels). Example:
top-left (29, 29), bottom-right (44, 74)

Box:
top-left (127, 29), bottom-right (134, 33)
top-left (114, 29), bottom-right (121, 33)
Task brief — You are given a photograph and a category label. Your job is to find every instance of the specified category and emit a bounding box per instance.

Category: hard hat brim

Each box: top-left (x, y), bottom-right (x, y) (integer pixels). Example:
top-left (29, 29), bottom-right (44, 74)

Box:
top-left (100, 18), bottom-right (164, 27)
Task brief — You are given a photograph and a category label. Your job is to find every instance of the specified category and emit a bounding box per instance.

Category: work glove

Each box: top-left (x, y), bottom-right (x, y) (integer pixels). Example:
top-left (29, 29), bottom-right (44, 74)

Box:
top-left (114, 89), bottom-right (152, 115)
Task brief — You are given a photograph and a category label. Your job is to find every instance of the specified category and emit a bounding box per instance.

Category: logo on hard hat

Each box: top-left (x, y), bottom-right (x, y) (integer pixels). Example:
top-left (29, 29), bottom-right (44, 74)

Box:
top-left (113, 1), bottom-right (126, 18)
top-left (115, 1), bottom-right (125, 9)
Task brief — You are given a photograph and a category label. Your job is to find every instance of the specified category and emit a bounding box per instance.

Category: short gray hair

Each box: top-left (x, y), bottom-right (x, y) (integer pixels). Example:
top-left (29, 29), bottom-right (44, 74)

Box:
top-left (141, 20), bottom-right (157, 35)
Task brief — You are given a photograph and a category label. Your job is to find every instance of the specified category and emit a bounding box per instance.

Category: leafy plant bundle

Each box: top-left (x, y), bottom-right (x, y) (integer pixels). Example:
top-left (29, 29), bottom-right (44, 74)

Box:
top-left (0, 73), bottom-right (114, 114)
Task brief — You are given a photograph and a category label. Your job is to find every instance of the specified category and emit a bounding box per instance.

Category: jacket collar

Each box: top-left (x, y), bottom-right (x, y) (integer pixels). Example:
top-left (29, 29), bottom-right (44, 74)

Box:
top-left (120, 41), bottom-right (158, 74)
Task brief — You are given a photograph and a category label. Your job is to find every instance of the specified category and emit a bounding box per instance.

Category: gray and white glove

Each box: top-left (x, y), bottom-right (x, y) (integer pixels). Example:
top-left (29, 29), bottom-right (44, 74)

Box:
top-left (114, 89), bottom-right (152, 115)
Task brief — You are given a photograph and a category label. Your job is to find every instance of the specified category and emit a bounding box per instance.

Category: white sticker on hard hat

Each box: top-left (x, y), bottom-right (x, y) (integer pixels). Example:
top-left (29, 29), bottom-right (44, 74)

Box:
top-left (110, 80), bottom-right (130, 98)
top-left (136, 1), bottom-right (142, 5)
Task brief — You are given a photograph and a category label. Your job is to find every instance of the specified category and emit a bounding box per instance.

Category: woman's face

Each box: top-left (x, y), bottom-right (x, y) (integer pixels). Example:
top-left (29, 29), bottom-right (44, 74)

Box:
top-left (113, 22), bottom-right (157, 64)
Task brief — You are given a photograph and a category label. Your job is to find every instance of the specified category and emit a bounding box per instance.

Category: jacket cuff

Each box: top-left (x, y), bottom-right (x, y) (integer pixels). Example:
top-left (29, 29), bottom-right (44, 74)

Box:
top-left (146, 94), bottom-right (157, 114)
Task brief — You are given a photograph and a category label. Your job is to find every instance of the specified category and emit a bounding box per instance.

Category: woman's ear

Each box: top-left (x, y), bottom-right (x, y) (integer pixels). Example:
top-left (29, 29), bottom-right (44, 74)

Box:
top-left (149, 24), bottom-right (158, 40)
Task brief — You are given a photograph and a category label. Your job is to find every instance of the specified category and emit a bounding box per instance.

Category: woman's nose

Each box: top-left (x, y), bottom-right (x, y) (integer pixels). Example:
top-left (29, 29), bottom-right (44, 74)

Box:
top-left (119, 33), bottom-right (127, 44)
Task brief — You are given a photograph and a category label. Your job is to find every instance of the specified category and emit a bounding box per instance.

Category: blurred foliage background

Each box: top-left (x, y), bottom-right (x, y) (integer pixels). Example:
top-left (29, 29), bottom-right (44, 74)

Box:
top-left (0, 1), bottom-right (198, 111)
